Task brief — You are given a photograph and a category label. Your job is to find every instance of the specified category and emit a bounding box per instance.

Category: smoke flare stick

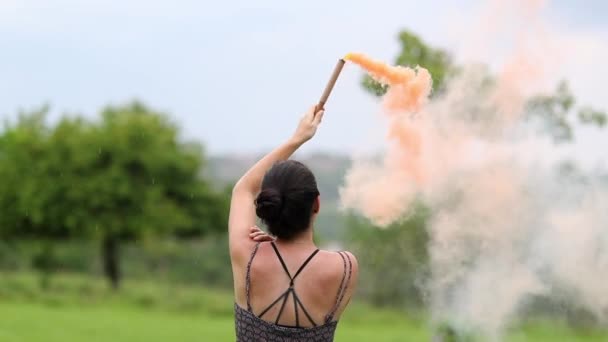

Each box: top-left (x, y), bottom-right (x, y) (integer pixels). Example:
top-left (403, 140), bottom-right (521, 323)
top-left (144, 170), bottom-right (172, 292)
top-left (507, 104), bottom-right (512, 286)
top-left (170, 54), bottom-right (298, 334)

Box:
top-left (317, 59), bottom-right (346, 110)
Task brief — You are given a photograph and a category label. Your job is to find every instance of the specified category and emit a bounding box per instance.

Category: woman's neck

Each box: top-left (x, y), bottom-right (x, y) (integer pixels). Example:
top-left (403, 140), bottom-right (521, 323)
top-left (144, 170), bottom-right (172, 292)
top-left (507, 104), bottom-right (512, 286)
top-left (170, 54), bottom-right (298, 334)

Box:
top-left (275, 230), bottom-right (315, 248)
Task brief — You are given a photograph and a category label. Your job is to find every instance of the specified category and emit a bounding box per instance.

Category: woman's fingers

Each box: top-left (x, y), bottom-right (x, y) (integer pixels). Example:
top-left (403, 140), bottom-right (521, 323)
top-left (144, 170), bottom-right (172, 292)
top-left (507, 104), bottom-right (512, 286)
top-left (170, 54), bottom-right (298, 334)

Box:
top-left (313, 108), bottom-right (324, 126)
top-left (249, 226), bottom-right (264, 234)
top-left (250, 232), bottom-right (273, 241)
top-left (249, 231), bottom-right (265, 238)
top-left (307, 105), bottom-right (317, 122)
top-left (249, 226), bottom-right (274, 241)
top-left (253, 234), bottom-right (274, 242)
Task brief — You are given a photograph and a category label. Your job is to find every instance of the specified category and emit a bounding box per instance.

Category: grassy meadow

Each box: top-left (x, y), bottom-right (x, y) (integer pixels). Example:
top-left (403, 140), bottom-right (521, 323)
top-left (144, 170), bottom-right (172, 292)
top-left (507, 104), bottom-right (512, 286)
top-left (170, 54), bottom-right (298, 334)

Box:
top-left (0, 272), bottom-right (607, 342)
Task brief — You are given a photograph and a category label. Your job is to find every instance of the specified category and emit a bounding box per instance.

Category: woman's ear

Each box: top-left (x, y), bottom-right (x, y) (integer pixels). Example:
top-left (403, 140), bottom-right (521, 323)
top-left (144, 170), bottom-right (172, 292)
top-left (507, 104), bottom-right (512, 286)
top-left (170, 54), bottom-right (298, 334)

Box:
top-left (313, 195), bottom-right (320, 214)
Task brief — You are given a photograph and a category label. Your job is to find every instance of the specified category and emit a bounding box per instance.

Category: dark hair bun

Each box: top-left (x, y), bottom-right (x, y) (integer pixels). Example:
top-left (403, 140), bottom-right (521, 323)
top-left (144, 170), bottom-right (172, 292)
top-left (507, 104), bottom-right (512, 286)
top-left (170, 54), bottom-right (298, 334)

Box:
top-left (255, 160), bottom-right (319, 240)
top-left (255, 188), bottom-right (283, 223)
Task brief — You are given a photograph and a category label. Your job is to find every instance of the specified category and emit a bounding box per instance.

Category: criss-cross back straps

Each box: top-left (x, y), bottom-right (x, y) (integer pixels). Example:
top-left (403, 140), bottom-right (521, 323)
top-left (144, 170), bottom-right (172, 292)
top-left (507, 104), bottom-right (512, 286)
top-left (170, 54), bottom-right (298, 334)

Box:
top-left (270, 242), bottom-right (319, 285)
top-left (244, 242), bottom-right (354, 328)
top-left (324, 251), bottom-right (353, 323)
top-left (255, 242), bottom-right (320, 327)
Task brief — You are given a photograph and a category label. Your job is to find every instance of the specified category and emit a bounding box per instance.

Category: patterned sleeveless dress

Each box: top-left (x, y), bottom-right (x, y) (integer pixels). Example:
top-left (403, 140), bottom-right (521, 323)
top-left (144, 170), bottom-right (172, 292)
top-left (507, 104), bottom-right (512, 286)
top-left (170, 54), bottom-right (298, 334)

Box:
top-left (235, 242), bottom-right (353, 342)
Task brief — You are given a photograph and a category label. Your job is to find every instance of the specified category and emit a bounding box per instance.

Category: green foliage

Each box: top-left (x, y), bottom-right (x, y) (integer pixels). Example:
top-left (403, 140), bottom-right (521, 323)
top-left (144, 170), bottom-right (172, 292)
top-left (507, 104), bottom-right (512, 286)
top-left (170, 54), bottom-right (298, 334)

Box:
top-left (30, 242), bottom-right (59, 290)
top-left (0, 237), bottom-right (233, 289)
top-left (0, 101), bottom-right (229, 288)
top-left (362, 30), bottom-right (453, 97)
top-left (122, 236), bottom-right (233, 287)
top-left (345, 202), bottom-right (431, 309)
top-left (61, 101), bottom-right (224, 239)
top-left (0, 272), bottom-right (235, 322)
top-left (526, 81), bottom-right (607, 142)
top-left (578, 107), bottom-right (607, 128)
top-left (0, 106), bottom-right (58, 238)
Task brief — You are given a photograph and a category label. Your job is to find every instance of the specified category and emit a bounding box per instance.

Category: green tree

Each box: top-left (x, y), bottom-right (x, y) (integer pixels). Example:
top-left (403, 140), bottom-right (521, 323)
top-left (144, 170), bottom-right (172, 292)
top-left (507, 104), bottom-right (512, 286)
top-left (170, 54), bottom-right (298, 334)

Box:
top-left (346, 203), bottom-right (430, 309)
top-left (0, 102), bottom-right (228, 289)
top-left (0, 106), bottom-right (69, 288)
top-left (526, 80), bottom-right (607, 142)
top-left (362, 30), bottom-right (454, 97)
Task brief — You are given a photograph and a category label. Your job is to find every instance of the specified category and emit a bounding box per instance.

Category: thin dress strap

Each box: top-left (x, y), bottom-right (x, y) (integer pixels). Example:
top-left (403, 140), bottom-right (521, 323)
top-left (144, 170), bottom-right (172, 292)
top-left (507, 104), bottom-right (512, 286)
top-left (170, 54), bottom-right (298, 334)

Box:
top-left (325, 251), bottom-right (353, 323)
top-left (257, 242), bottom-right (320, 327)
top-left (271, 242), bottom-right (293, 279)
top-left (245, 242), bottom-right (262, 312)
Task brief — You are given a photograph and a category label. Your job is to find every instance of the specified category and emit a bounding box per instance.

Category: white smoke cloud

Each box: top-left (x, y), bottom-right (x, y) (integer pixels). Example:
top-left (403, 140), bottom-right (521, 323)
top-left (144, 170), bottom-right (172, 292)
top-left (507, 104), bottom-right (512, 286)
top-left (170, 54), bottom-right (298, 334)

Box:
top-left (340, 0), bottom-right (608, 339)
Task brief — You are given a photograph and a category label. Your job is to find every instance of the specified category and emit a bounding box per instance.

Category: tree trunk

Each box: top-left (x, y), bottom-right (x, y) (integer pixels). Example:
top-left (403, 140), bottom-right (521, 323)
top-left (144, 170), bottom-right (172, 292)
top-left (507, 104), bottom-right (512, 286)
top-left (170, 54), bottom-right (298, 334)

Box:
top-left (33, 242), bottom-right (55, 290)
top-left (102, 234), bottom-right (120, 290)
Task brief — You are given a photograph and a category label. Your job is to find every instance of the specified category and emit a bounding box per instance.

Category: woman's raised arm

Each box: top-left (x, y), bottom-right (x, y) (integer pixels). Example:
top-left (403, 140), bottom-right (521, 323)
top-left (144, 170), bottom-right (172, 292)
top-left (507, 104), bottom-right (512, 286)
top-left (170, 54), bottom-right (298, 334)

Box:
top-left (228, 106), bottom-right (324, 262)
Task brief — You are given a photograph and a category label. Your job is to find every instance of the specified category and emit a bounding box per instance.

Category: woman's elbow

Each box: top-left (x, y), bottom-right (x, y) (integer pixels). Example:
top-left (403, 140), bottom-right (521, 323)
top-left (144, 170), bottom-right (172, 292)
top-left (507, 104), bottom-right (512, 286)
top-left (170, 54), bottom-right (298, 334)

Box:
top-left (232, 179), bottom-right (252, 196)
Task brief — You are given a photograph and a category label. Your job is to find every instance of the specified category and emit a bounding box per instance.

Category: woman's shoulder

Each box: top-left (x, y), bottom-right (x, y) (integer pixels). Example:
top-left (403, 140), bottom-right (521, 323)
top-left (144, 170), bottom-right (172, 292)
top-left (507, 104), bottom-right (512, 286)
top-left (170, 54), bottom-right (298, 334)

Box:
top-left (316, 249), bottom-right (359, 282)
top-left (318, 249), bottom-right (358, 263)
top-left (315, 249), bottom-right (359, 318)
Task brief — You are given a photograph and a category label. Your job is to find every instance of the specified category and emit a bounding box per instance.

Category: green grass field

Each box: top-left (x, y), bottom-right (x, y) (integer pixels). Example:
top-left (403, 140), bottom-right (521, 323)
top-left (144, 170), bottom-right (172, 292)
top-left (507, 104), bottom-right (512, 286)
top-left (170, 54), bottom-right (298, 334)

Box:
top-left (0, 272), bottom-right (606, 341)
top-left (0, 302), bottom-right (432, 342)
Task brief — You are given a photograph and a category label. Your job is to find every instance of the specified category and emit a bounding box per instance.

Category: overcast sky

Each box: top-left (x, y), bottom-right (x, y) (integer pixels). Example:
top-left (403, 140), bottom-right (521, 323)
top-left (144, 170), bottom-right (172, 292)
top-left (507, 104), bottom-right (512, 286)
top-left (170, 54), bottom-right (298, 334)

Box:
top-left (1, 0), bottom-right (606, 165)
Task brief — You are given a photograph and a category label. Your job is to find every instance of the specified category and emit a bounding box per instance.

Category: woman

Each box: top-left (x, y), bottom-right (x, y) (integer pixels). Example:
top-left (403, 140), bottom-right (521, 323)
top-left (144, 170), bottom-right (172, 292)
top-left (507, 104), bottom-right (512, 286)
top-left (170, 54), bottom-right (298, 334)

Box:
top-left (229, 105), bottom-right (358, 341)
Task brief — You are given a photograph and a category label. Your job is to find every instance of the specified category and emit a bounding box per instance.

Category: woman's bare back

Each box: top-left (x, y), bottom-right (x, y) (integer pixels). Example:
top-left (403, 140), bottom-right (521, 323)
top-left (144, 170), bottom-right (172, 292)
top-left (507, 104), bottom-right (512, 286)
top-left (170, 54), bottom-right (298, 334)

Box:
top-left (235, 241), bottom-right (357, 328)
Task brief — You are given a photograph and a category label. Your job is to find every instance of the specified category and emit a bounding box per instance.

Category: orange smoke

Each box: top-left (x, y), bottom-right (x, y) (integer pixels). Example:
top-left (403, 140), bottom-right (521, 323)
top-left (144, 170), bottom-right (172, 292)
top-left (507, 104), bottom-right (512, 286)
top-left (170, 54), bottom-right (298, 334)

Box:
top-left (344, 52), bottom-right (432, 113)
top-left (340, 53), bottom-right (433, 226)
top-left (345, 52), bottom-right (417, 85)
